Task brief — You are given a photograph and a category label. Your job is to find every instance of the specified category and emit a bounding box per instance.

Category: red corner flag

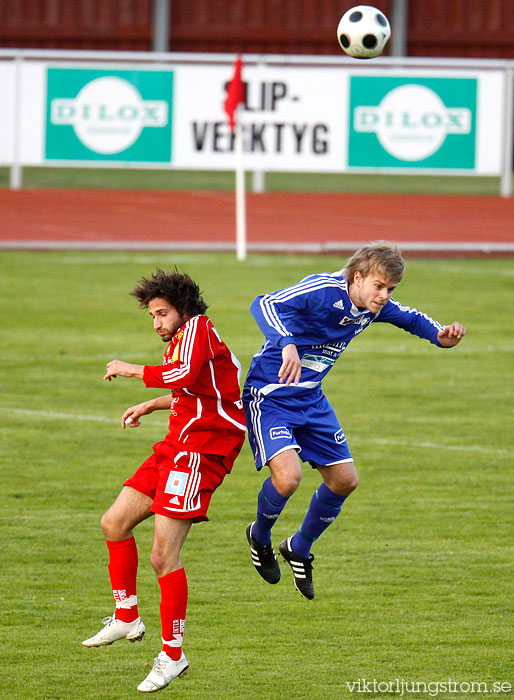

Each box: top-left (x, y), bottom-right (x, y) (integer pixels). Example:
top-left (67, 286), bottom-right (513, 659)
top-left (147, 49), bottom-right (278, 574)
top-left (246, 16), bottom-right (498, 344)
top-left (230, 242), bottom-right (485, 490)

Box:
top-left (224, 55), bottom-right (245, 133)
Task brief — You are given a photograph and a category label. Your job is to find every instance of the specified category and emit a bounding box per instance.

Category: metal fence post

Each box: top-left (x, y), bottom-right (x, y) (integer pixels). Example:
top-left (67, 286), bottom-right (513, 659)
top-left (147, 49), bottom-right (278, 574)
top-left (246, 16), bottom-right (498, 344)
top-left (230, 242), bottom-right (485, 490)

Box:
top-left (153, 0), bottom-right (170, 52)
top-left (500, 67), bottom-right (513, 197)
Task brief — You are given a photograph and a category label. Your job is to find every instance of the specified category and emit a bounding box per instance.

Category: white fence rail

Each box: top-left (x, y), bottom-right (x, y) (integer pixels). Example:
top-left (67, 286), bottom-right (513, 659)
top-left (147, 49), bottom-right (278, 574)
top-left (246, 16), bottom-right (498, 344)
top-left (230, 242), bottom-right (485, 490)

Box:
top-left (1, 50), bottom-right (513, 196)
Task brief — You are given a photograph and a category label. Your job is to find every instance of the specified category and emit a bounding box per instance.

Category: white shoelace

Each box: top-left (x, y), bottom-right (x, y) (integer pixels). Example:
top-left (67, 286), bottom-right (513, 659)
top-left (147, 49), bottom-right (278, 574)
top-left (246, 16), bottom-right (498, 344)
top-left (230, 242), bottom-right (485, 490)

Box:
top-left (152, 653), bottom-right (170, 673)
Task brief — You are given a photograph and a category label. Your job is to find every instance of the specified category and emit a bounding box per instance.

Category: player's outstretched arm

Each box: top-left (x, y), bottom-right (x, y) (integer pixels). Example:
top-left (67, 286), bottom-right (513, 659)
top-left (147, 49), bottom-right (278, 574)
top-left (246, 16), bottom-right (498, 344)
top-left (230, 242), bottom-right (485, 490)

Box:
top-left (437, 322), bottom-right (467, 347)
top-left (122, 395), bottom-right (173, 429)
top-left (104, 359), bottom-right (144, 381)
top-left (278, 343), bottom-right (302, 386)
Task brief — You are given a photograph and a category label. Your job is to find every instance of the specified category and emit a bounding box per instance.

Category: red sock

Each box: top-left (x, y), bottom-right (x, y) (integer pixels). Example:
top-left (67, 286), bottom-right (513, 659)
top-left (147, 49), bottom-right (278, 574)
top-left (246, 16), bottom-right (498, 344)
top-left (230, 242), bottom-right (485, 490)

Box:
top-left (158, 568), bottom-right (188, 661)
top-left (106, 537), bottom-right (139, 623)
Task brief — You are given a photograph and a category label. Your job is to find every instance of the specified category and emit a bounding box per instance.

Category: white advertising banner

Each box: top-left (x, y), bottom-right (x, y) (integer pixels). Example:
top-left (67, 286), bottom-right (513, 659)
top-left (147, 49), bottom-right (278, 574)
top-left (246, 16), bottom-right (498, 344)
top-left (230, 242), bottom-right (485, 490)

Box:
top-left (0, 57), bottom-right (507, 176)
top-left (0, 62), bottom-right (16, 164)
top-left (173, 64), bottom-right (349, 171)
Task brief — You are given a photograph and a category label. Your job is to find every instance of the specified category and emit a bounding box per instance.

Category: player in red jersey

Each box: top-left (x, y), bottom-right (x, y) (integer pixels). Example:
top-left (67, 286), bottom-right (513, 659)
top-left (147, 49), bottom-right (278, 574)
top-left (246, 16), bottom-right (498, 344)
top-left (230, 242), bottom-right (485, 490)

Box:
top-left (82, 269), bottom-right (246, 693)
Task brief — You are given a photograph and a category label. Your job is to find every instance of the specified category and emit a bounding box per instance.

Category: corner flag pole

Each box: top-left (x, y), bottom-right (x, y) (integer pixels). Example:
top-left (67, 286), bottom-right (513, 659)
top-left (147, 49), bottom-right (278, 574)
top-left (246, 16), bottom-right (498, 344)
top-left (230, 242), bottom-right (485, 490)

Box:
top-left (224, 55), bottom-right (247, 261)
top-left (234, 106), bottom-right (246, 261)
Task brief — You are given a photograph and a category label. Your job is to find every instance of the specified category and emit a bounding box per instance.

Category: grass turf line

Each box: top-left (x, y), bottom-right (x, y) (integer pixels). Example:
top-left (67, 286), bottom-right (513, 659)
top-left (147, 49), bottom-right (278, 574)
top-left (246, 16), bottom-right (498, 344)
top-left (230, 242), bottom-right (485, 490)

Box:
top-left (0, 166), bottom-right (510, 195)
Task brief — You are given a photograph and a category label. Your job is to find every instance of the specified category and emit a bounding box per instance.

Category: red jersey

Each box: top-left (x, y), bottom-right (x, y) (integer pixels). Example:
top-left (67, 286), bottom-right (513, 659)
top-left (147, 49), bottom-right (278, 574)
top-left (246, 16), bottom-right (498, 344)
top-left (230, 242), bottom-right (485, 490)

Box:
top-left (143, 315), bottom-right (246, 456)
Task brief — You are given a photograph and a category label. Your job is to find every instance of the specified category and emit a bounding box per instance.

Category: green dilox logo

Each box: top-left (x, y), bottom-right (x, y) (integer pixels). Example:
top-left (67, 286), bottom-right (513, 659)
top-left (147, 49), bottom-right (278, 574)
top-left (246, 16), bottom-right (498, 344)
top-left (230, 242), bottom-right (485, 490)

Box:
top-left (45, 68), bottom-right (174, 161)
top-left (348, 77), bottom-right (477, 169)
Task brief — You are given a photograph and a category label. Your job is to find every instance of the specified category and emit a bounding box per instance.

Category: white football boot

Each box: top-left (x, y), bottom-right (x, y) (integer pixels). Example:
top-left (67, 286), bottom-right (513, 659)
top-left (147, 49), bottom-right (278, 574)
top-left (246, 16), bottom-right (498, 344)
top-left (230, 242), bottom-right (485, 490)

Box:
top-left (82, 614), bottom-right (145, 647)
top-left (137, 651), bottom-right (189, 693)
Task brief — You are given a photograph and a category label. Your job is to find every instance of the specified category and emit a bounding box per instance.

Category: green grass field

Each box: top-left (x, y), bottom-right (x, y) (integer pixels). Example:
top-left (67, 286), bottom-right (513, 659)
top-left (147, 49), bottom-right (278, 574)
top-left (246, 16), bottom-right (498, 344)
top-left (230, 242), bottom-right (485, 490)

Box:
top-left (0, 166), bottom-right (511, 195)
top-left (1, 252), bottom-right (513, 700)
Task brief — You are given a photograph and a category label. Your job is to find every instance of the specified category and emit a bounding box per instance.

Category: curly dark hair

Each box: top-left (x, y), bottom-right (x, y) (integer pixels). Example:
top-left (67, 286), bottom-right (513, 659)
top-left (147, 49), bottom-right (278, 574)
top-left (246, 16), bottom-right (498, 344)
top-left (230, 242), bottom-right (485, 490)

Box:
top-left (130, 268), bottom-right (208, 317)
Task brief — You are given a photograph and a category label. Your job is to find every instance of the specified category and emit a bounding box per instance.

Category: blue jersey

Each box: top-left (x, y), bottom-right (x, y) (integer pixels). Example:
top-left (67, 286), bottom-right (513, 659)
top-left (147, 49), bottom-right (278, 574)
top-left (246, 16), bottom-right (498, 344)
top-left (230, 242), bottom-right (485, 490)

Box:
top-left (244, 272), bottom-right (444, 398)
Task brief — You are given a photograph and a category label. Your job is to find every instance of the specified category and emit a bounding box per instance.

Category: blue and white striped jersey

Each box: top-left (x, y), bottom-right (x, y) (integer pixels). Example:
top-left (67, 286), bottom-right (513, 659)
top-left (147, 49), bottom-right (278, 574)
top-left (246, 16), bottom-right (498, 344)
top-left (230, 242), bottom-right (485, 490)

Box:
top-left (244, 272), bottom-right (445, 397)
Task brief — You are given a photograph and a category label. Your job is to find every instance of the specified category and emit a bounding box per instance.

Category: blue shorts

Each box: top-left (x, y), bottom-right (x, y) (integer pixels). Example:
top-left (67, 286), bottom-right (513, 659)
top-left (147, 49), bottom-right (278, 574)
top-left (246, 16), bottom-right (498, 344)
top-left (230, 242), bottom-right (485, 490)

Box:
top-left (243, 387), bottom-right (353, 470)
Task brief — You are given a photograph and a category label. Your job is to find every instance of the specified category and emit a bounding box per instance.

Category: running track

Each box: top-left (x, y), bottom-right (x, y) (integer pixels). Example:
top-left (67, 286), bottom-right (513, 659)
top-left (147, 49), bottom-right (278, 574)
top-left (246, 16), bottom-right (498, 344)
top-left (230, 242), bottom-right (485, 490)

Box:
top-left (0, 189), bottom-right (512, 255)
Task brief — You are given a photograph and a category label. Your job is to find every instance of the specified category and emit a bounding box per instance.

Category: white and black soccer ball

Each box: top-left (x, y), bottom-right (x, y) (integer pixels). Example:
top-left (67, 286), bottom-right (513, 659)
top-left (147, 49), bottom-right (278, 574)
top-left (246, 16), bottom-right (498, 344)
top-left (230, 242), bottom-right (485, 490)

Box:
top-left (337, 5), bottom-right (391, 59)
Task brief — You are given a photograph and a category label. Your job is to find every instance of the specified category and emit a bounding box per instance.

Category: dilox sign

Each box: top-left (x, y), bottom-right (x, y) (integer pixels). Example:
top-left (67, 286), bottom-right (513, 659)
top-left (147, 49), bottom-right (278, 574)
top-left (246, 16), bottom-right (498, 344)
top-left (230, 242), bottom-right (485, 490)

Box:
top-left (348, 76), bottom-right (477, 169)
top-left (45, 68), bottom-right (174, 161)
top-left (50, 77), bottom-right (169, 154)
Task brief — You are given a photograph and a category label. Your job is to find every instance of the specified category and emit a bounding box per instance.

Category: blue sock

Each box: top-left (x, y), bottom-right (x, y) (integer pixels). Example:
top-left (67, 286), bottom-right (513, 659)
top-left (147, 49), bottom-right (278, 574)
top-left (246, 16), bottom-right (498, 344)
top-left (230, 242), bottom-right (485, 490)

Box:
top-left (290, 483), bottom-right (348, 558)
top-left (252, 477), bottom-right (289, 546)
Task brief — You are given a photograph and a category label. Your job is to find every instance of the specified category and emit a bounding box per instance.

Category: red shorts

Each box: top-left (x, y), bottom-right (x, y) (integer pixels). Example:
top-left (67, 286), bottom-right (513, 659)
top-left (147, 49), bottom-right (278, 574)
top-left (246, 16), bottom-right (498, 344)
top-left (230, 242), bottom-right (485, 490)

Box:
top-left (124, 440), bottom-right (236, 523)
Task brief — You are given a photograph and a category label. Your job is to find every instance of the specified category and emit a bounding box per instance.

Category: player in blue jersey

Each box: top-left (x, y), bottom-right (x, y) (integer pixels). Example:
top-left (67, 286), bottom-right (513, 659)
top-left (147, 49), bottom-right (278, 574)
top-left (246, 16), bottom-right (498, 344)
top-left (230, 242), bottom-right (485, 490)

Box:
top-left (243, 241), bottom-right (466, 599)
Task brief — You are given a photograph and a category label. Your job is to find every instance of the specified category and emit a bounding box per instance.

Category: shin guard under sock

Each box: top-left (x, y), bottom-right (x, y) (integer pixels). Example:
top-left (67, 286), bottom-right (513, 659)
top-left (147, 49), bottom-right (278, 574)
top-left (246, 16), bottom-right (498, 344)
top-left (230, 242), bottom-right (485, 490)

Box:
top-left (159, 568), bottom-right (188, 661)
top-left (106, 537), bottom-right (139, 623)
top-left (253, 477), bottom-right (289, 546)
top-left (290, 483), bottom-right (348, 558)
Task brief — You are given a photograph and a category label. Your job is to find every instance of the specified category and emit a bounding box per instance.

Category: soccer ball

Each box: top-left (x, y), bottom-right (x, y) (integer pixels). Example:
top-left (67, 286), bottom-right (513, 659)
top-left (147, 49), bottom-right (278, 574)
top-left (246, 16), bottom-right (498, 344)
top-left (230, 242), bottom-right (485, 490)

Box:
top-left (337, 5), bottom-right (391, 59)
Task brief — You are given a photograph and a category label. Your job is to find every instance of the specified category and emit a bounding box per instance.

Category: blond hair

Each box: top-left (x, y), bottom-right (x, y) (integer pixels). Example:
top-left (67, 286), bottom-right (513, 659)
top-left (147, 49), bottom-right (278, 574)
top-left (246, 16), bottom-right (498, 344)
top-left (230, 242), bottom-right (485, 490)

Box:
top-left (342, 241), bottom-right (405, 284)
